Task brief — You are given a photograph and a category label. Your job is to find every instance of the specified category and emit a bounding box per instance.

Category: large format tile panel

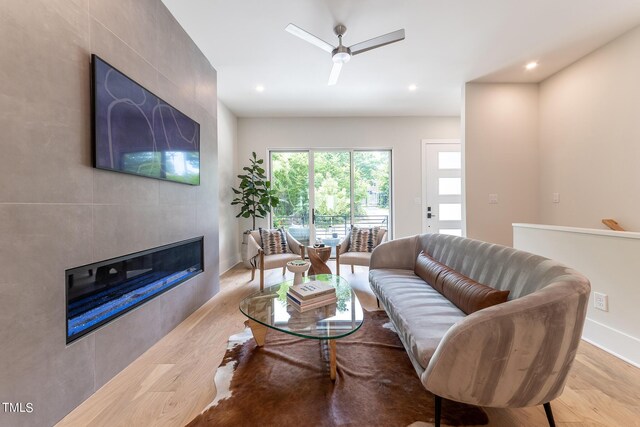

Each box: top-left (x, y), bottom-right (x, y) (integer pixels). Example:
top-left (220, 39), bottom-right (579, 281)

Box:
top-left (0, 0), bottom-right (218, 425)
top-left (0, 203), bottom-right (95, 427)
top-left (0, 0), bottom-right (92, 204)
top-left (88, 0), bottom-right (159, 66)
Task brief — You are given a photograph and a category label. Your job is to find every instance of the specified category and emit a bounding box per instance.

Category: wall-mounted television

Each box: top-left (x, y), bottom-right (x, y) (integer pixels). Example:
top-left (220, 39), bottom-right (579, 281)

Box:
top-left (91, 54), bottom-right (200, 185)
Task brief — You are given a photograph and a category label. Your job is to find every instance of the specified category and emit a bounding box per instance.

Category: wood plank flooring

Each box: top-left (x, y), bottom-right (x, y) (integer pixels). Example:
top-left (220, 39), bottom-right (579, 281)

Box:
top-left (58, 263), bottom-right (640, 427)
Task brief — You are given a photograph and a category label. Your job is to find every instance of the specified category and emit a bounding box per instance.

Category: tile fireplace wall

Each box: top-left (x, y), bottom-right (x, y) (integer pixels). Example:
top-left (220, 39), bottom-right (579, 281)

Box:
top-left (0, 1), bottom-right (219, 426)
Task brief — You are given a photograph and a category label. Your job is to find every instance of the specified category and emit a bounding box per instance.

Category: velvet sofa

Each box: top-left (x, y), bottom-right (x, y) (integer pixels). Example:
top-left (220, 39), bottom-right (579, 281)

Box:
top-left (369, 233), bottom-right (590, 426)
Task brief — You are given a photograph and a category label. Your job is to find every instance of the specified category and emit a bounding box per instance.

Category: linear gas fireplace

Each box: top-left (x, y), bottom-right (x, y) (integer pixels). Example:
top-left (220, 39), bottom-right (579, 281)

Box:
top-left (66, 237), bottom-right (203, 343)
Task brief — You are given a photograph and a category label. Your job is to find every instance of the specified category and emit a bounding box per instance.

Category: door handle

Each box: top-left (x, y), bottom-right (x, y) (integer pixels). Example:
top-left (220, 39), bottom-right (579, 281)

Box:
top-left (427, 213), bottom-right (436, 219)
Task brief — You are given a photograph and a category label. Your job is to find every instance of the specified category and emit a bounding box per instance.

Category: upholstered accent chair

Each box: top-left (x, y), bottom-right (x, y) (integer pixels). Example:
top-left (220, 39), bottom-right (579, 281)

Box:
top-left (335, 228), bottom-right (386, 275)
top-left (246, 229), bottom-right (305, 290)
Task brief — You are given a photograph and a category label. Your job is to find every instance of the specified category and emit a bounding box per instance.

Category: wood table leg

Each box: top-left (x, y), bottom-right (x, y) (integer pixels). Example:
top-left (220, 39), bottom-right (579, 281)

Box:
top-left (246, 319), bottom-right (267, 347)
top-left (329, 340), bottom-right (337, 381)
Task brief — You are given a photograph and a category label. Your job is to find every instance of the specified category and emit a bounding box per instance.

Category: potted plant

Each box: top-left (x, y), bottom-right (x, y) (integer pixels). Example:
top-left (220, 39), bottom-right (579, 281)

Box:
top-left (232, 152), bottom-right (280, 267)
top-left (232, 151), bottom-right (279, 229)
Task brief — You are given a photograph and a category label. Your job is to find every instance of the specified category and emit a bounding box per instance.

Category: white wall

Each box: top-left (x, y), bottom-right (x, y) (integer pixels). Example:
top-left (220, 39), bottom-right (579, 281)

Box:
top-left (237, 116), bottom-right (460, 238)
top-left (539, 25), bottom-right (640, 231)
top-left (218, 101), bottom-right (240, 272)
top-left (514, 224), bottom-right (640, 367)
top-left (464, 83), bottom-right (540, 246)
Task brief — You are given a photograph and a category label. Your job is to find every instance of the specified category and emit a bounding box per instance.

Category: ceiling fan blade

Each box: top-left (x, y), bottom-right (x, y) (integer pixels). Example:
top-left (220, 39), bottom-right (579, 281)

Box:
top-left (349, 29), bottom-right (405, 56)
top-left (328, 62), bottom-right (342, 86)
top-left (285, 23), bottom-right (335, 53)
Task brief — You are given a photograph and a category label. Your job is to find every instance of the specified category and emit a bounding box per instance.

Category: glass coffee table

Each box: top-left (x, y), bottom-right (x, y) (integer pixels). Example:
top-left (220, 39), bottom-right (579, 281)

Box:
top-left (239, 274), bottom-right (364, 380)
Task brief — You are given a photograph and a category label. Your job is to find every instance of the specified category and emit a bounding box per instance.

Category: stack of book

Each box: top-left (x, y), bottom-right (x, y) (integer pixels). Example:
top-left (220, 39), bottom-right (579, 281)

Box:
top-left (287, 303), bottom-right (337, 330)
top-left (287, 280), bottom-right (337, 312)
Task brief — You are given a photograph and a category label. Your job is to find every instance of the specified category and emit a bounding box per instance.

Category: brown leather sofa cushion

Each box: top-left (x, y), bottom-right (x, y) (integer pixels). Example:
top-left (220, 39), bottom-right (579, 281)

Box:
top-left (415, 251), bottom-right (510, 314)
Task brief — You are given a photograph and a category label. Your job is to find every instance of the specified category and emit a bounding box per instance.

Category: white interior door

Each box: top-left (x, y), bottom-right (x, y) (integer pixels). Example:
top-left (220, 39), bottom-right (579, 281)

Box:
top-left (423, 142), bottom-right (463, 236)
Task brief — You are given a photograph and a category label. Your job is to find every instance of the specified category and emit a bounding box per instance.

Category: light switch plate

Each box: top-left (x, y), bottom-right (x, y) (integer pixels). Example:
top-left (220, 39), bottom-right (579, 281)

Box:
top-left (489, 194), bottom-right (498, 204)
top-left (553, 193), bottom-right (560, 203)
top-left (594, 292), bottom-right (608, 311)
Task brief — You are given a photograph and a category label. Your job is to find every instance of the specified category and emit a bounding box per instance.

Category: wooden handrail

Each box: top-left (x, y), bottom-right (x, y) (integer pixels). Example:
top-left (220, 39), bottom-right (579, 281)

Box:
top-left (602, 219), bottom-right (625, 231)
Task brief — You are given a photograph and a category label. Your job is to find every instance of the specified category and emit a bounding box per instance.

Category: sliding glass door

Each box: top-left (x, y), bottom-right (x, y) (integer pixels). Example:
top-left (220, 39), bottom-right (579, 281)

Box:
top-left (313, 151), bottom-right (351, 255)
top-left (354, 150), bottom-right (390, 230)
top-left (270, 149), bottom-right (391, 256)
top-left (271, 151), bottom-right (310, 245)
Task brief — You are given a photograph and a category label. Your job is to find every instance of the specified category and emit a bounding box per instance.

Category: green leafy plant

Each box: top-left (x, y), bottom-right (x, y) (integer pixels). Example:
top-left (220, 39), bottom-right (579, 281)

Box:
top-left (232, 152), bottom-right (280, 230)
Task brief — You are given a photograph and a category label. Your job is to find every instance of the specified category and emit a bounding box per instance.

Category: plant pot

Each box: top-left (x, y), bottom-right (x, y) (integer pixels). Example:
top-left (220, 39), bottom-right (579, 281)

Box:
top-left (241, 230), bottom-right (255, 269)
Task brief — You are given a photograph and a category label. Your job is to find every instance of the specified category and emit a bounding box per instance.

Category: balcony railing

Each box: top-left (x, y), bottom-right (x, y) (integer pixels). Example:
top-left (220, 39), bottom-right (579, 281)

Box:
top-left (274, 214), bottom-right (388, 247)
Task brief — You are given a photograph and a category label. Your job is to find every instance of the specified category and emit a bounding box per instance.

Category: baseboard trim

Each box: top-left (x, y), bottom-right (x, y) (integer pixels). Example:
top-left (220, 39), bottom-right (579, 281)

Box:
top-left (220, 252), bottom-right (242, 275)
top-left (582, 318), bottom-right (640, 368)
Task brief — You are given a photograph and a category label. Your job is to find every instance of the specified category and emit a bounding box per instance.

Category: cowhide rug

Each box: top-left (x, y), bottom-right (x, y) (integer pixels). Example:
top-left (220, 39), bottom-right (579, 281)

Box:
top-left (186, 311), bottom-right (488, 427)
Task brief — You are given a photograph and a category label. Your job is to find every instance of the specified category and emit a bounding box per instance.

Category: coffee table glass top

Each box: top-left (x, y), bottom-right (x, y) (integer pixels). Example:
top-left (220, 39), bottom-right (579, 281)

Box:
top-left (239, 274), bottom-right (364, 340)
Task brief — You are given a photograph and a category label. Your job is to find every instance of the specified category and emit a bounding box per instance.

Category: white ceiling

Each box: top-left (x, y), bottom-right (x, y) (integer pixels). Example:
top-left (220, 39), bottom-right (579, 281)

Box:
top-left (162, 0), bottom-right (640, 117)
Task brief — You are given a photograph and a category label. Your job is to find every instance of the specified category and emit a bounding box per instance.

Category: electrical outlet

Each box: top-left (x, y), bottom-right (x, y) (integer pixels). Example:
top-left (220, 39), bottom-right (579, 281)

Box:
top-left (594, 292), bottom-right (608, 311)
top-left (552, 193), bottom-right (560, 203)
top-left (489, 193), bottom-right (498, 204)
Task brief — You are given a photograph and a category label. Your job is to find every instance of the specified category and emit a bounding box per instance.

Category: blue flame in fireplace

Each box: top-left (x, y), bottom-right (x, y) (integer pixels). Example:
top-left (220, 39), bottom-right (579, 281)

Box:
top-left (67, 267), bottom-right (199, 339)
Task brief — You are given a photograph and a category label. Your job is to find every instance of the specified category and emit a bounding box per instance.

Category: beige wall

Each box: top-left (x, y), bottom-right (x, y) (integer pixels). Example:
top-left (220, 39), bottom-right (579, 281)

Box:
top-left (218, 101), bottom-right (240, 272)
top-left (0, 1), bottom-right (218, 425)
top-left (237, 116), bottom-right (460, 238)
top-left (464, 83), bottom-right (540, 246)
top-left (514, 224), bottom-right (640, 368)
top-left (539, 25), bottom-right (640, 230)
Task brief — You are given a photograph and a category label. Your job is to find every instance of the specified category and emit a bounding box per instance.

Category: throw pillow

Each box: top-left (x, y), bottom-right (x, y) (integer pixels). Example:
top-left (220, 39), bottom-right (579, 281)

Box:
top-left (417, 252), bottom-right (510, 314)
top-left (437, 268), bottom-right (510, 315)
top-left (414, 251), bottom-right (450, 292)
top-left (259, 228), bottom-right (291, 255)
top-left (348, 226), bottom-right (381, 252)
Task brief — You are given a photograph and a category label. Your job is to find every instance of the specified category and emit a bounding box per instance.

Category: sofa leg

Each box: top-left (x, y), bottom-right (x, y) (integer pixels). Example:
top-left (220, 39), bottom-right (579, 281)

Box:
top-left (282, 266), bottom-right (286, 275)
top-left (434, 395), bottom-right (442, 427)
top-left (543, 402), bottom-right (556, 427)
top-left (376, 297), bottom-right (380, 308)
top-left (351, 264), bottom-right (355, 274)
top-left (251, 268), bottom-right (255, 281)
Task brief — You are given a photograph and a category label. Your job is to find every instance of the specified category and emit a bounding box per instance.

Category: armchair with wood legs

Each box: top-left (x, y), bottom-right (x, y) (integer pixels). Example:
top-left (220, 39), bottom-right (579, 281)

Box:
top-left (246, 229), bottom-right (305, 290)
top-left (335, 228), bottom-right (387, 275)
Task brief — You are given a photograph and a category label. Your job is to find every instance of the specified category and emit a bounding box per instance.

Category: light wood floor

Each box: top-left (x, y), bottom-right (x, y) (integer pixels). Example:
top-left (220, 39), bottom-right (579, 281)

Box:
top-left (58, 263), bottom-right (640, 427)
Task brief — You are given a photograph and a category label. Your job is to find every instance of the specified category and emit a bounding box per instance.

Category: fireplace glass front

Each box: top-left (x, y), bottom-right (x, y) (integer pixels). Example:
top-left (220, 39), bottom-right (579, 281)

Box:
top-left (66, 237), bottom-right (203, 343)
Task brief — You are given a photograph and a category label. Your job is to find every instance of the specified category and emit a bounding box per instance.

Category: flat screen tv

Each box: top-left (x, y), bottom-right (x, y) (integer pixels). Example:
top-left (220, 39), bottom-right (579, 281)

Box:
top-left (92, 54), bottom-right (200, 185)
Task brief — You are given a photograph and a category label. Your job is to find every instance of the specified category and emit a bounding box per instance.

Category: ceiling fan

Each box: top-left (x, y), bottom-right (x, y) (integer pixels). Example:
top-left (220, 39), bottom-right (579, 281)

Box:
top-left (285, 23), bottom-right (405, 85)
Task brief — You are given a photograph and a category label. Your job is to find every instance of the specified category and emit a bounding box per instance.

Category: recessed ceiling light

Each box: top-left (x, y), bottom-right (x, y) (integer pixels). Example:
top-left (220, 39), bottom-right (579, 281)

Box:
top-left (408, 84), bottom-right (417, 91)
top-left (525, 62), bottom-right (538, 70)
top-left (255, 85), bottom-right (265, 92)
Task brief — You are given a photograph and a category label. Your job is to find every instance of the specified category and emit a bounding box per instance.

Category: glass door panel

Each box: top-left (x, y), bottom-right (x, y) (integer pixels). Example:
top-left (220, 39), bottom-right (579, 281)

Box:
top-left (271, 151), bottom-right (310, 246)
top-left (354, 151), bottom-right (391, 232)
top-left (271, 149), bottom-right (392, 257)
top-left (313, 151), bottom-right (351, 256)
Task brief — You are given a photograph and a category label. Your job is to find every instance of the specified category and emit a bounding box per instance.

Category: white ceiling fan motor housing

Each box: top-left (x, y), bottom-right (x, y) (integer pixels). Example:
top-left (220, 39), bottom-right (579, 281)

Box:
top-left (332, 24), bottom-right (351, 63)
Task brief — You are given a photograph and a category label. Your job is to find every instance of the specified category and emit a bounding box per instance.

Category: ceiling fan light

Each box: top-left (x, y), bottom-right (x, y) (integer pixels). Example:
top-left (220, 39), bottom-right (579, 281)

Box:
top-left (332, 51), bottom-right (351, 64)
